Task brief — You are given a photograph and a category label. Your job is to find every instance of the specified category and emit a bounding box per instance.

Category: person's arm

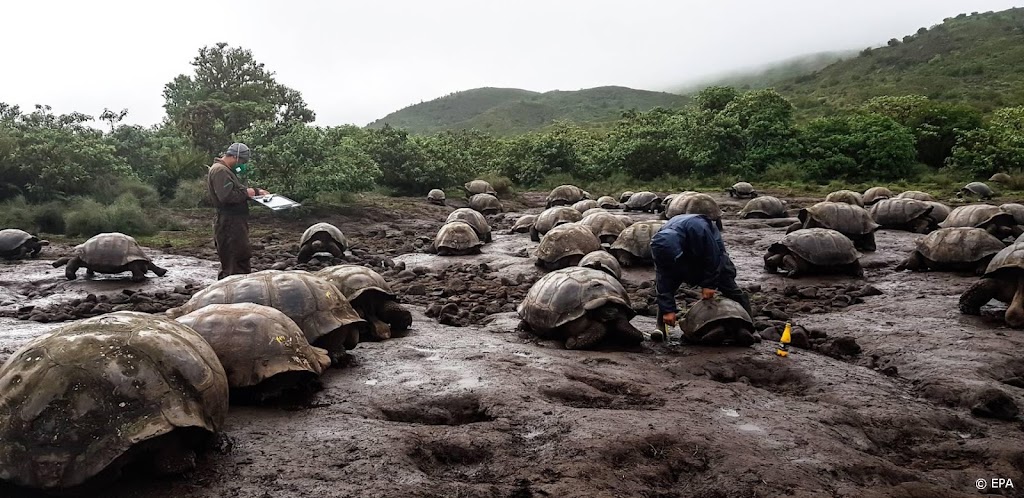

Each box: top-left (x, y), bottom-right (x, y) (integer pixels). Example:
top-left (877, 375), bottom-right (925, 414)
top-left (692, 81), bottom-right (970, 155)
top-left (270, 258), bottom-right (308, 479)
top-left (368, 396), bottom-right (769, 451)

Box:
top-left (210, 167), bottom-right (251, 205)
top-left (697, 223), bottom-right (723, 290)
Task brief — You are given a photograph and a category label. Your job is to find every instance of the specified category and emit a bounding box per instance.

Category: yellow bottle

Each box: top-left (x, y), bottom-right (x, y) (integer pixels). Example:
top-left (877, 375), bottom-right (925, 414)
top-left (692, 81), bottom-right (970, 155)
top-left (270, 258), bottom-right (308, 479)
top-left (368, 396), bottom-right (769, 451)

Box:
top-left (776, 322), bottom-right (792, 357)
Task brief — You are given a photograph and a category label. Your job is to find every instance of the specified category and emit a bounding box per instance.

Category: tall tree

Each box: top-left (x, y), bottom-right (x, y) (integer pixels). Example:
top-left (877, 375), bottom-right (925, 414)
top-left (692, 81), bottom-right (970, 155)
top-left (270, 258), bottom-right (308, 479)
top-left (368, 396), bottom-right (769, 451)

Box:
top-left (163, 42), bottom-right (315, 156)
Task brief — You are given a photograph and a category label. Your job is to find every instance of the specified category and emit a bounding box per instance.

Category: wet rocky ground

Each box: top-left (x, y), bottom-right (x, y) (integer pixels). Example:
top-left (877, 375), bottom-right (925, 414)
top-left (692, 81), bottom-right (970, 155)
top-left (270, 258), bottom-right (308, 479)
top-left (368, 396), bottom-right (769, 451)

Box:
top-left (3, 190), bottom-right (1024, 497)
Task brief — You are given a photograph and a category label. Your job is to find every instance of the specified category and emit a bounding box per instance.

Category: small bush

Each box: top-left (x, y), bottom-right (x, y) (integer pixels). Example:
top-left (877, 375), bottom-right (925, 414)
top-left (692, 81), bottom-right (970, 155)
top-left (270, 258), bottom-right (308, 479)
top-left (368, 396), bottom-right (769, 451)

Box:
top-left (88, 177), bottom-right (160, 208)
top-left (758, 163), bottom-right (807, 184)
top-left (170, 178), bottom-right (211, 209)
top-left (64, 194), bottom-right (157, 237)
top-left (0, 196), bottom-right (35, 232)
top-left (476, 173), bottom-right (514, 197)
top-left (33, 202), bottom-right (67, 234)
top-left (107, 194), bottom-right (156, 236)
top-left (65, 199), bottom-right (113, 237)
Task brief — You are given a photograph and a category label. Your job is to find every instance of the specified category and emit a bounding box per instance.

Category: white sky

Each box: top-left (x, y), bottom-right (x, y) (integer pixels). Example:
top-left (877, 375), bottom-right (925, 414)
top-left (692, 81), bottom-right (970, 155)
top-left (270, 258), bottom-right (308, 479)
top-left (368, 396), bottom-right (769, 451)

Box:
top-left (2, 0), bottom-right (1020, 127)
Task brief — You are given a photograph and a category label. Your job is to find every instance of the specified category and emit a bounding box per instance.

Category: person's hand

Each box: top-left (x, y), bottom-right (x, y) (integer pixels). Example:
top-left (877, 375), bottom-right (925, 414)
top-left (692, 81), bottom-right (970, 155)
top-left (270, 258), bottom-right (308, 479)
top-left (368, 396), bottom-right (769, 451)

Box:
top-left (701, 288), bottom-right (717, 300)
top-left (661, 312), bottom-right (676, 327)
top-left (256, 188), bottom-right (270, 196)
top-left (246, 187), bottom-right (257, 197)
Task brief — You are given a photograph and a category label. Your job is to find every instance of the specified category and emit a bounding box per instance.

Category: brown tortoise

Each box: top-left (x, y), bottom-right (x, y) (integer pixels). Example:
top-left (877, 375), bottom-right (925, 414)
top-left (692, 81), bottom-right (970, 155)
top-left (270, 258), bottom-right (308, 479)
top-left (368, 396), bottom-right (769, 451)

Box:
top-left (764, 228), bottom-right (863, 278)
top-left (868, 198), bottom-right (936, 233)
top-left (429, 221), bottom-right (484, 255)
top-left (531, 206), bottom-right (583, 242)
top-left (680, 298), bottom-right (757, 346)
top-left (534, 223), bottom-right (602, 271)
top-left (896, 227), bottom-right (1006, 274)
top-left (610, 220), bottom-right (665, 267)
top-left (447, 208), bottom-right (492, 243)
top-left (52, 232), bottom-right (167, 281)
top-left (787, 202), bottom-right (879, 251)
top-left (297, 222), bottom-right (348, 263)
top-left (316, 265), bottom-right (413, 341)
top-left (960, 241), bottom-right (1024, 328)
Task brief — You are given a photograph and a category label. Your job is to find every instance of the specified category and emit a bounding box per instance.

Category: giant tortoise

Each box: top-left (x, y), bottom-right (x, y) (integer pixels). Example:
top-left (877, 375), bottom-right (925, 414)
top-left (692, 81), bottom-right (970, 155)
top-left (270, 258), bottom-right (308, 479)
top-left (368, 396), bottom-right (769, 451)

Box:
top-left (680, 298), bottom-right (757, 346)
top-left (0, 312), bottom-right (228, 490)
top-left (531, 206), bottom-right (583, 242)
top-left (939, 204), bottom-right (1019, 239)
top-left (824, 190), bottom-right (864, 207)
top-left (572, 199), bottom-right (599, 213)
top-left (447, 208), bottom-right (492, 243)
top-left (167, 270), bottom-right (368, 364)
top-left (787, 202), bottom-right (879, 251)
top-left (960, 241), bottom-right (1024, 328)
top-left (1000, 203), bottom-right (1024, 226)
top-left (316, 264), bottom-right (413, 341)
top-left (510, 214), bottom-right (537, 234)
top-left (896, 228), bottom-right (1006, 274)
top-left (862, 186), bottom-right (893, 205)
top-left (297, 222), bottom-right (348, 263)
top-left (578, 250), bottom-right (622, 280)
top-left (896, 190), bottom-right (935, 202)
top-left (664, 193), bottom-right (723, 229)
top-left (429, 221), bottom-right (483, 255)
top-left (622, 191), bottom-right (662, 213)
top-left (426, 189), bottom-right (446, 205)
top-left (609, 220), bottom-right (665, 267)
top-left (517, 266), bottom-right (643, 349)
top-left (52, 232), bottom-right (167, 281)
top-left (739, 196), bottom-right (788, 219)
top-left (175, 303), bottom-right (330, 404)
top-left (469, 193), bottom-right (503, 215)
top-left (0, 228), bottom-right (48, 260)
top-left (579, 211), bottom-right (628, 244)
top-left (464, 180), bottom-right (497, 197)
top-left (764, 228), bottom-right (863, 278)
top-left (990, 173), bottom-right (1012, 184)
top-left (546, 184), bottom-right (590, 208)
top-left (619, 191), bottom-right (634, 203)
top-left (959, 181), bottom-right (995, 200)
top-left (596, 196), bottom-right (621, 209)
top-left (534, 223), bottom-right (602, 271)
top-left (925, 201), bottom-right (952, 224)
top-left (726, 182), bottom-right (757, 198)
top-left (868, 198), bottom-right (936, 233)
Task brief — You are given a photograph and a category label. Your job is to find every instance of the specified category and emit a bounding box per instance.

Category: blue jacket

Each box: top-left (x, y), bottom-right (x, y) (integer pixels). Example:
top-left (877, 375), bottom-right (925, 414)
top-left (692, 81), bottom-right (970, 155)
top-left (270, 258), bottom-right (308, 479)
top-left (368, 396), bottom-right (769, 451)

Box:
top-left (650, 214), bottom-right (731, 314)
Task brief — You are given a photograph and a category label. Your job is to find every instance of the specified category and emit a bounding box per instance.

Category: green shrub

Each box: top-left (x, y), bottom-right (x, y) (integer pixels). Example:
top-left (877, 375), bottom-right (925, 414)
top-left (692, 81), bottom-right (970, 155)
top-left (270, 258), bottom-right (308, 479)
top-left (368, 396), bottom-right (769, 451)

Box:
top-left (64, 199), bottom-right (113, 237)
top-left (476, 173), bottom-right (514, 197)
top-left (107, 194), bottom-right (156, 236)
top-left (64, 194), bottom-right (156, 237)
top-left (33, 202), bottom-right (66, 234)
top-left (170, 178), bottom-right (211, 208)
top-left (757, 163), bottom-right (807, 184)
top-left (0, 196), bottom-right (35, 231)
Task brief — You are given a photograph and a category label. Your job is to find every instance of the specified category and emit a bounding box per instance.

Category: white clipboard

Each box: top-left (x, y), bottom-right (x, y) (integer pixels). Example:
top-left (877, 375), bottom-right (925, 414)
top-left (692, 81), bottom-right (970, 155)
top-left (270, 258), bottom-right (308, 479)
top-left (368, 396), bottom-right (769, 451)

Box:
top-left (252, 194), bottom-right (301, 211)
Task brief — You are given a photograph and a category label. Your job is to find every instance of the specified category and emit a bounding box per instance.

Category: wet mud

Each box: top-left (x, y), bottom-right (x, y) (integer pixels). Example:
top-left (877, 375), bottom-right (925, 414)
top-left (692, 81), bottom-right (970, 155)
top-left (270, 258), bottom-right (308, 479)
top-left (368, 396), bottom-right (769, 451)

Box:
top-left (3, 191), bottom-right (1024, 497)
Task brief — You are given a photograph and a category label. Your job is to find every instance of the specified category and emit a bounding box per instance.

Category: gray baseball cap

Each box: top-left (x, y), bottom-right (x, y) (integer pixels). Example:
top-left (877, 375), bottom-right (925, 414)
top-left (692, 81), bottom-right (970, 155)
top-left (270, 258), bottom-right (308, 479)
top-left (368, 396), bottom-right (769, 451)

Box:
top-left (225, 142), bottom-right (251, 162)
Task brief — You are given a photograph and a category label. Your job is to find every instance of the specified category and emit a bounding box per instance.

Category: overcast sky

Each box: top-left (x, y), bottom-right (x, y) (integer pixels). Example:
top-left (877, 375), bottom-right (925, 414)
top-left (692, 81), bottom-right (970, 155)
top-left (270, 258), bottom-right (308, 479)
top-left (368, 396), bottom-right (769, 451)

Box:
top-left (2, 0), bottom-right (1020, 128)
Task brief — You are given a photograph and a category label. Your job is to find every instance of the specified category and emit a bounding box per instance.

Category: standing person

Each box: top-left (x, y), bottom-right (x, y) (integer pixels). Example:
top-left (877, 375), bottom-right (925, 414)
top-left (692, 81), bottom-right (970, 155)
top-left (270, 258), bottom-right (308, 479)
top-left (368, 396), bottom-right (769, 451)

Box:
top-left (206, 142), bottom-right (268, 279)
top-left (649, 213), bottom-right (752, 335)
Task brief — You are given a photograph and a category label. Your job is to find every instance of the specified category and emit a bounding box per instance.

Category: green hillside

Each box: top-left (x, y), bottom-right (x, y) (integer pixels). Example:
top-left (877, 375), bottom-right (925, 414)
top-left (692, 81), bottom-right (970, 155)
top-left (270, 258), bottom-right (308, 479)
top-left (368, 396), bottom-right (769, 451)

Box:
top-left (776, 8), bottom-right (1024, 116)
top-left (675, 50), bottom-right (856, 93)
top-left (367, 86), bottom-right (690, 135)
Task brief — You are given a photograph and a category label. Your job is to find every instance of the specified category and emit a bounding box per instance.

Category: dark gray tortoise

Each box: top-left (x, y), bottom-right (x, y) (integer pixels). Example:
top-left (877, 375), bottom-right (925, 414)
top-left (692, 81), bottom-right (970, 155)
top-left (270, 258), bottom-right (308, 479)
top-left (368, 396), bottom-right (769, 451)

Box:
top-left (726, 182), bottom-right (757, 198)
top-left (464, 179), bottom-right (497, 197)
top-left (0, 228), bottom-right (49, 260)
top-left (469, 193), bottom-right (503, 215)
top-left (579, 211), bottom-right (628, 244)
top-left (862, 186), bottom-right (893, 205)
top-left (298, 222), bottom-right (348, 263)
top-left (739, 196), bottom-right (787, 218)
top-left (610, 220), bottom-right (665, 267)
top-left (510, 214), bottom-right (537, 234)
top-left (517, 266), bottom-right (642, 350)
top-left (618, 191), bottom-right (634, 203)
top-left (52, 232), bottom-right (167, 281)
top-left (546, 184), bottom-right (590, 208)
top-left (663, 193), bottom-right (723, 229)
top-left (939, 204), bottom-right (1019, 239)
top-left (959, 181), bottom-right (994, 200)
top-left (534, 223), bottom-right (602, 271)
top-left (429, 221), bottom-right (484, 255)
top-left (868, 198), bottom-right (936, 233)
top-left (0, 312), bottom-right (228, 491)
top-left (531, 206), bottom-right (583, 242)
top-left (787, 202), bottom-right (879, 251)
top-left (168, 270), bottom-right (369, 365)
top-left (897, 227), bottom-right (1005, 274)
top-left (896, 190), bottom-right (935, 202)
top-left (764, 228), bottom-right (863, 278)
top-left (426, 189), bottom-right (446, 205)
top-left (175, 303), bottom-right (330, 404)
top-left (317, 264), bottom-right (413, 341)
top-left (680, 298), bottom-right (757, 346)
top-left (824, 190), bottom-right (864, 207)
top-left (596, 196), bottom-right (621, 209)
top-left (578, 250), bottom-right (622, 280)
top-left (447, 208), bottom-right (492, 243)
top-left (623, 191), bottom-right (662, 213)
top-left (572, 199), bottom-right (599, 213)
top-left (960, 241), bottom-right (1024, 328)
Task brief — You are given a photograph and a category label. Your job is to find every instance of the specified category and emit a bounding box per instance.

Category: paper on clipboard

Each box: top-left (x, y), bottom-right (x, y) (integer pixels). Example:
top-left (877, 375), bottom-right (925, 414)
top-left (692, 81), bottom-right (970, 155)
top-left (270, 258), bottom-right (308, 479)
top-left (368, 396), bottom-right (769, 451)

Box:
top-left (252, 194), bottom-right (301, 211)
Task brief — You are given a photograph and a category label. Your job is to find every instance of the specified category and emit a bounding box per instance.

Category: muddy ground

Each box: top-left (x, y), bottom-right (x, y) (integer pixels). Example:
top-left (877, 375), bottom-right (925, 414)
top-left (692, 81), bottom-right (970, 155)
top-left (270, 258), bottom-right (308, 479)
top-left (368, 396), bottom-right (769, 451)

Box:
top-left (3, 190), bottom-right (1024, 497)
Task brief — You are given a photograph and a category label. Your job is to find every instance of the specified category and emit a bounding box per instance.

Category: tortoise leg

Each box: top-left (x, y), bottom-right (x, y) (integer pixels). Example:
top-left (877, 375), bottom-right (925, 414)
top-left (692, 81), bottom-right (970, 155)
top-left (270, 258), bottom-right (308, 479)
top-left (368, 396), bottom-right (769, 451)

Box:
top-left (857, 233), bottom-right (877, 252)
top-left (959, 278), bottom-right (1001, 316)
top-left (976, 257), bottom-right (995, 276)
top-left (782, 254), bottom-right (803, 278)
top-left (610, 315), bottom-right (644, 346)
top-left (148, 261), bottom-right (168, 277)
top-left (16, 246), bottom-right (29, 259)
top-left (909, 218), bottom-right (931, 234)
top-left (151, 436), bottom-right (197, 476)
top-left (130, 262), bottom-right (147, 282)
top-left (563, 318), bottom-right (606, 350)
top-left (1011, 225), bottom-right (1024, 238)
top-left (378, 300), bottom-right (412, 333)
top-left (1006, 279), bottom-right (1024, 328)
top-left (764, 254), bottom-right (783, 273)
top-left (696, 325), bottom-right (730, 345)
top-left (326, 241), bottom-right (345, 259)
top-left (785, 221), bottom-right (802, 234)
top-left (730, 329), bottom-right (758, 347)
top-left (65, 257), bottom-right (82, 280)
top-left (364, 317), bottom-right (392, 341)
top-left (530, 227), bottom-right (541, 243)
top-left (297, 244), bottom-right (315, 263)
top-left (896, 252), bottom-right (925, 272)
top-left (848, 262), bottom-right (865, 278)
top-left (485, 232), bottom-right (493, 243)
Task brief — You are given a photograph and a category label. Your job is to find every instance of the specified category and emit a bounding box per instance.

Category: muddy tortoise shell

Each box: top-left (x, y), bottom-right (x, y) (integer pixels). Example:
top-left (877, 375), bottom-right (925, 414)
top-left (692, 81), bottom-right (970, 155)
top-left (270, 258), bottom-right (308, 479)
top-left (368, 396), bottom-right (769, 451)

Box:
top-left (983, 241), bottom-right (1024, 279)
top-left (299, 222), bottom-right (348, 250)
top-left (71, 232), bottom-right (153, 267)
top-left (914, 228), bottom-right (1006, 264)
top-left (1000, 203), bottom-right (1024, 225)
top-left (824, 190), bottom-right (864, 207)
top-left (623, 191), bottom-right (661, 210)
top-left (446, 208), bottom-right (491, 242)
top-left (580, 211), bottom-right (627, 242)
top-left (464, 180), bottom-right (496, 196)
top-left (596, 196), bottom-right (621, 209)
top-left (681, 297), bottom-right (753, 339)
top-left (731, 182), bottom-right (755, 195)
top-left (740, 196), bottom-right (787, 218)
top-left (962, 181), bottom-right (994, 197)
top-left (469, 193), bottom-right (503, 214)
top-left (316, 264), bottom-right (397, 303)
top-left (517, 266), bottom-right (634, 331)
top-left (768, 228), bottom-right (859, 267)
top-left (534, 206), bottom-right (583, 236)
top-left (427, 189), bottom-right (446, 202)
top-left (535, 223), bottom-right (602, 265)
top-left (578, 250), bottom-right (622, 280)
top-left (618, 191), bottom-right (634, 203)
top-left (940, 205), bottom-right (1014, 229)
top-left (0, 311), bottom-right (228, 490)
top-left (862, 186), bottom-right (893, 205)
top-left (0, 228), bottom-right (43, 256)
top-left (610, 220), bottom-right (665, 259)
top-left (800, 202), bottom-right (879, 235)
top-left (433, 221), bottom-right (483, 252)
top-left (665, 193), bottom-right (721, 221)
top-left (924, 201), bottom-right (951, 224)
top-left (869, 198), bottom-right (933, 227)
top-left (546, 184), bottom-right (589, 207)
top-left (167, 270), bottom-right (367, 353)
top-left (511, 214), bottom-right (537, 233)
top-left (175, 303), bottom-right (329, 390)
top-left (572, 199), bottom-right (599, 213)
